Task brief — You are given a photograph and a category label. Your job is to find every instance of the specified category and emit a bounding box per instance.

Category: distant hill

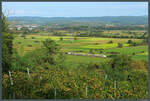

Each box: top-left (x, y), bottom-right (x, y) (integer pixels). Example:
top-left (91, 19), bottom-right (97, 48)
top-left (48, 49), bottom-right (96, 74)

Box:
top-left (8, 16), bottom-right (148, 25)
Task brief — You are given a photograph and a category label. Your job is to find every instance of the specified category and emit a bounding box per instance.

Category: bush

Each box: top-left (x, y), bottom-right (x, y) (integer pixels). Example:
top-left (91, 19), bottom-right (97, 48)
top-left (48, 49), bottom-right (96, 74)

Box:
top-left (21, 34), bottom-right (26, 38)
top-left (34, 41), bottom-right (39, 43)
top-left (2, 59), bottom-right (148, 99)
top-left (130, 60), bottom-right (148, 70)
top-left (99, 50), bottom-right (103, 53)
top-left (74, 37), bottom-right (77, 40)
top-left (27, 45), bottom-right (32, 47)
top-left (2, 69), bottom-right (106, 99)
top-left (87, 62), bottom-right (100, 70)
top-left (18, 42), bottom-right (22, 44)
top-left (108, 40), bottom-right (113, 44)
top-left (111, 54), bottom-right (132, 71)
top-left (89, 49), bottom-right (94, 54)
top-left (127, 40), bottom-right (133, 44)
top-left (132, 52), bottom-right (136, 55)
top-left (31, 37), bottom-right (35, 39)
top-left (60, 37), bottom-right (63, 41)
top-left (117, 43), bottom-right (123, 48)
top-left (131, 42), bottom-right (137, 46)
top-left (142, 39), bottom-right (148, 44)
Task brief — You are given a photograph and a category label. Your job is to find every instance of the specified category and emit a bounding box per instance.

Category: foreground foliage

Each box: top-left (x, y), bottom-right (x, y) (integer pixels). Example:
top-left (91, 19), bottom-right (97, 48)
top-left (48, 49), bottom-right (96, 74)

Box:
top-left (2, 45), bottom-right (148, 99)
top-left (2, 13), bottom-right (14, 73)
top-left (2, 62), bottom-right (148, 99)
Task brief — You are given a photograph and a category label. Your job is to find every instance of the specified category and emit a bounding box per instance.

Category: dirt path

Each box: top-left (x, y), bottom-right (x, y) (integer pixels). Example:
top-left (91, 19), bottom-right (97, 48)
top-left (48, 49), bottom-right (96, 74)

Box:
top-left (66, 52), bottom-right (107, 58)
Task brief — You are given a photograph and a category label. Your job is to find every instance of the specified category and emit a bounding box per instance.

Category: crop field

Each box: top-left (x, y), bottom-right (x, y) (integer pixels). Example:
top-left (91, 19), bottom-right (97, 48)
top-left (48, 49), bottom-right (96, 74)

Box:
top-left (13, 34), bottom-right (147, 62)
top-left (3, 33), bottom-right (149, 99)
top-left (3, 16), bottom-right (148, 99)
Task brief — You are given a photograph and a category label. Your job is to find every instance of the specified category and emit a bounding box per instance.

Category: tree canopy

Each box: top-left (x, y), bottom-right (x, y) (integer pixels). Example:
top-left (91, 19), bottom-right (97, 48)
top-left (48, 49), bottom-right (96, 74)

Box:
top-left (2, 13), bottom-right (14, 73)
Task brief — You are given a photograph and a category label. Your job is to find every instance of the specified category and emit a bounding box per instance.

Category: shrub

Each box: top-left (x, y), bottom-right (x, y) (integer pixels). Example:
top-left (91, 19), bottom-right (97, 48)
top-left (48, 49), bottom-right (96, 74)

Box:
top-left (60, 37), bottom-right (63, 41)
top-left (34, 41), bottom-right (39, 43)
top-left (132, 52), bottom-right (136, 55)
top-left (130, 60), bottom-right (148, 70)
top-left (99, 50), bottom-right (103, 53)
top-left (108, 40), bottom-right (113, 44)
top-left (74, 37), bottom-right (77, 40)
top-left (2, 62), bottom-right (148, 99)
top-left (18, 42), bottom-right (22, 44)
top-left (142, 39), bottom-right (148, 44)
top-left (87, 62), bottom-right (100, 70)
top-left (117, 43), bottom-right (123, 48)
top-left (131, 42), bottom-right (137, 46)
top-left (89, 49), bottom-right (94, 54)
top-left (127, 40), bottom-right (133, 44)
top-left (111, 54), bottom-right (132, 71)
top-left (27, 45), bottom-right (32, 47)
top-left (31, 37), bottom-right (35, 39)
top-left (21, 34), bottom-right (26, 38)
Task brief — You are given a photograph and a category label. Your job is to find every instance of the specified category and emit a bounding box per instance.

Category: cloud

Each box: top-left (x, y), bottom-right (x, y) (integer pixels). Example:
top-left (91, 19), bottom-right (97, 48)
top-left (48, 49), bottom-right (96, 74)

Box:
top-left (14, 10), bottom-right (40, 16)
top-left (15, 10), bottom-right (25, 15)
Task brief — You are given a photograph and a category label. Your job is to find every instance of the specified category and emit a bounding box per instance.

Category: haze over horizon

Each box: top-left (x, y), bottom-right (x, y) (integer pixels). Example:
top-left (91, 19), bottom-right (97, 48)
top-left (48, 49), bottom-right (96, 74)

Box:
top-left (8, 15), bottom-right (148, 18)
top-left (2, 2), bottom-right (148, 17)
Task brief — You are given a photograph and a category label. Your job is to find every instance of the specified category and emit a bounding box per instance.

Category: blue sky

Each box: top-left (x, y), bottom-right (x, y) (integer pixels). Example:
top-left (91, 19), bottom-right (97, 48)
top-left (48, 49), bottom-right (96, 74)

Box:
top-left (2, 2), bottom-right (148, 17)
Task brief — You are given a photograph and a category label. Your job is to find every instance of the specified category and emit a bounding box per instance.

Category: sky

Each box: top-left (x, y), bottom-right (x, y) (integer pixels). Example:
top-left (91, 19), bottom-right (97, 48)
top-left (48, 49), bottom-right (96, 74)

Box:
top-left (2, 2), bottom-right (148, 17)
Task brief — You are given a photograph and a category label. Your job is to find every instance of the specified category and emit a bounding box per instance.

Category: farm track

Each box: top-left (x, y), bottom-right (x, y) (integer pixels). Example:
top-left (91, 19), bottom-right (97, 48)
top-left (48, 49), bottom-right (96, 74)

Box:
top-left (65, 52), bottom-right (107, 58)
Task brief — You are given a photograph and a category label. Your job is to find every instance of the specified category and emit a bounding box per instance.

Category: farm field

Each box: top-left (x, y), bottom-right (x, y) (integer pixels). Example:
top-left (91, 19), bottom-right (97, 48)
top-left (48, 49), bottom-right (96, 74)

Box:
top-left (13, 35), bottom-right (148, 62)
top-left (4, 31), bottom-right (149, 99)
top-left (2, 4), bottom-right (148, 99)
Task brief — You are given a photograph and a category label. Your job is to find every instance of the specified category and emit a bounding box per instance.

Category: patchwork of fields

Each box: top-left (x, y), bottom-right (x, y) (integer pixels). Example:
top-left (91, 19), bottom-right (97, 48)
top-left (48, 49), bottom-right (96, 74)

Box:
top-left (8, 34), bottom-right (148, 99)
top-left (13, 35), bottom-right (148, 63)
top-left (2, 6), bottom-right (149, 99)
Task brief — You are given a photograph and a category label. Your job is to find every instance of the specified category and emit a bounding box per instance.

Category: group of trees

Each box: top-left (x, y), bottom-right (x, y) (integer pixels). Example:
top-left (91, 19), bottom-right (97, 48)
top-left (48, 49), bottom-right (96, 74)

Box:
top-left (52, 32), bottom-right (66, 36)
top-left (42, 39), bottom-right (64, 66)
top-left (2, 13), bottom-right (14, 73)
top-left (10, 21), bottom-right (148, 40)
top-left (127, 39), bottom-right (148, 47)
top-left (111, 54), bottom-right (131, 70)
top-left (76, 31), bottom-right (147, 39)
top-left (46, 24), bottom-right (147, 31)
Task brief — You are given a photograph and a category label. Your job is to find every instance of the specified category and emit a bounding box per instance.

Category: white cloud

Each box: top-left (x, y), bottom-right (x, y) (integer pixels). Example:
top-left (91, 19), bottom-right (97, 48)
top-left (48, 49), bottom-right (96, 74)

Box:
top-left (13, 10), bottom-right (40, 16)
top-left (15, 10), bottom-right (25, 15)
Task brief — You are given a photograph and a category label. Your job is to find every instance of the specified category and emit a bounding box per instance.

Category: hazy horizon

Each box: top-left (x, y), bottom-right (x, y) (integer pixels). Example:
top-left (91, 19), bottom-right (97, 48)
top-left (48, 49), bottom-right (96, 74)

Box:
top-left (8, 15), bottom-right (148, 18)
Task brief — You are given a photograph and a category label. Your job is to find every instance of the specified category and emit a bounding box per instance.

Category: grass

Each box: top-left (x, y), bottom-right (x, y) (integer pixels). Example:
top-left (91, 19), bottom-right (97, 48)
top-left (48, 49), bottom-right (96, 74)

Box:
top-left (13, 35), bottom-right (148, 61)
top-left (4, 33), bottom-right (148, 99)
top-left (132, 55), bottom-right (148, 61)
top-left (64, 54), bottom-right (110, 69)
top-left (103, 45), bottom-right (148, 54)
top-left (82, 43), bottom-right (129, 49)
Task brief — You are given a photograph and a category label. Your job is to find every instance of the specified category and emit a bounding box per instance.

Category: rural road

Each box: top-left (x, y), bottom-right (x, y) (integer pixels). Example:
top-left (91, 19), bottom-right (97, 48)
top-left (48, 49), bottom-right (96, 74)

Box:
top-left (66, 52), bottom-right (107, 58)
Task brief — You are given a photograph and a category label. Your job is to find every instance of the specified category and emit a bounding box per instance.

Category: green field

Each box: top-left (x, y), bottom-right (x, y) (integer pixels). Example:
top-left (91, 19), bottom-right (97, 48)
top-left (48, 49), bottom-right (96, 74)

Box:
top-left (13, 35), bottom-right (148, 62)
top-left (2, 11), bottom-right (149, 99)
top-left (4, 34), bottom-right (147, 99)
